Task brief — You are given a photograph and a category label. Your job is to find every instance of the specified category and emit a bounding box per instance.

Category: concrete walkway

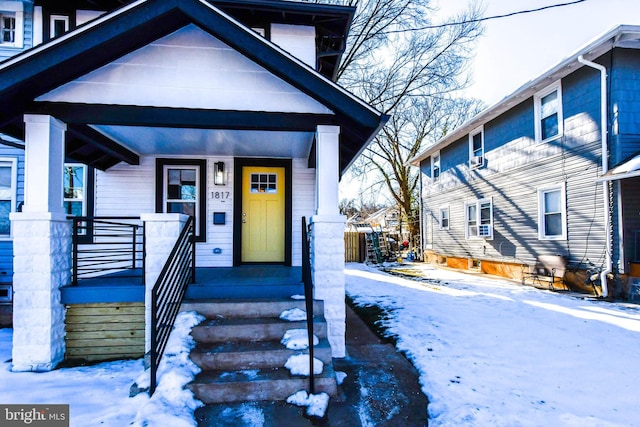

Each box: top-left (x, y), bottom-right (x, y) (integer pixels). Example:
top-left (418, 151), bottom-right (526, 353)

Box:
top-left (195, 305), bottom-right (429, 426)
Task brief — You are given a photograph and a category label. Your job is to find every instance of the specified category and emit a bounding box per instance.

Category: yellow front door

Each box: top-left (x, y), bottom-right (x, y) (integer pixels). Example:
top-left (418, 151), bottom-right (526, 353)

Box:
top-left (241, 166), bottom-right (285, 262)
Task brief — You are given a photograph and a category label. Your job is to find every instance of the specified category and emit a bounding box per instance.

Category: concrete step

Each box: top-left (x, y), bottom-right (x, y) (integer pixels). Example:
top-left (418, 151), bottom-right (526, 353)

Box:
top-left (188, 365), bottom-right (338, 404)
top-left (190, 316), bottom-right (328, 343)
top-left (191, 339), bottom-right (333, 370)
top-left (181, 298), bottom-right (324, 319)
top-left (185, 284), bottom-right (304, 300)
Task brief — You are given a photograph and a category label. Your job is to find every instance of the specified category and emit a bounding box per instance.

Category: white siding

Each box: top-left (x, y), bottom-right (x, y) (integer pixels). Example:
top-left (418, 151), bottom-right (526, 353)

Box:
top-left (200, 156), bottom-right (234, 267)
top-left (270, 24), bottom-right (315, 68)
top-left (94, 157), bottom-right (155, 216)
top-left (94, 156), bottom-right (316, 267)
top-left (36, 24), bottom-right (332, 114)
top-left (292, 158), bottom-right (316, 266)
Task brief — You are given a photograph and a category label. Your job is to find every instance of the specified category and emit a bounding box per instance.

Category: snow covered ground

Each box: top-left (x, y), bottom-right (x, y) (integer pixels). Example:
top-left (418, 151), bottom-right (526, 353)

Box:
top-left (1, 264), bottom-right (638, 426)
top-left (0, 311), bottom-right (204, 427)
top-left (345, 262), bottom-right (640, 427)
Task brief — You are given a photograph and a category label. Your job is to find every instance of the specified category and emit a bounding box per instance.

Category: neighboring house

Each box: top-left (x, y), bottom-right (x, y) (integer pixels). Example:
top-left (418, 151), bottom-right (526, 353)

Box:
top-left (410, 25), bottom-right (640, 300)
top-left (0, 0), bottom-right (387, 373)
top-left (0, 136), bottom-right (23, 299)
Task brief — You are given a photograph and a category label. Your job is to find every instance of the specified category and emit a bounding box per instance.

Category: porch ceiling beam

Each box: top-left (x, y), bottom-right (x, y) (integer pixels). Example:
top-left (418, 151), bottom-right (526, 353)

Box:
top-left (33, 102), bottom-right (337, 131)
top-left (66, 124), bottom-right (140, 166)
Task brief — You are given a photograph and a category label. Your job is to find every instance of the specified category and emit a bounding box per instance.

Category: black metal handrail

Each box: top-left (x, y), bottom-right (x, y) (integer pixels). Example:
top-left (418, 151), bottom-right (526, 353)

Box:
top-left (301, 217), bottom-right (315, 394)
top-left (71, 216), bottom-right (144, 286)
top-left (150, 216), bottom-right (196, 395)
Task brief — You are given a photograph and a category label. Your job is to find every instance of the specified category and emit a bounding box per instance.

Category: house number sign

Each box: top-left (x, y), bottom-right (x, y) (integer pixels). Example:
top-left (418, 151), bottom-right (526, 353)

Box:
top-left (212, 191), bottom-right (231, 202)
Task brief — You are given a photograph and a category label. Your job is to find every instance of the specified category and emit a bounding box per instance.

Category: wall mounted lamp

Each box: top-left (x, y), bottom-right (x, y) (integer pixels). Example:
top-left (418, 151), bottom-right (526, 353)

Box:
top-left (214, 161), bottom-right (226, 186)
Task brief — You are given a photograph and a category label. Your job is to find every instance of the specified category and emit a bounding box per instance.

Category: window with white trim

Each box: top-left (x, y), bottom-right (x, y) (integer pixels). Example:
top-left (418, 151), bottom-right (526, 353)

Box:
top-left (535, 82), bottom-right (563, 143)
top-left (431, 152), bottom-right (440, 182)
top-left (0, 158), bottom-right (16, 237)
top-left (50, 15), bottom-right (69, 38)
top-left (164, 165), bottom-right (200, 234)
top-left (439, 206), bottom-right (449, 229)
top-left (0, 0), bottom-right (23, 48)
top-left (465, 198), bottom-right (493, 239)
top-left (63, 164), bottom-right (87, 216)
top-left (538, 184), bottom-right (566, 240)
top-left (469, 127), bottom-right (484, 169)
top-left (1, 13), bottom-right (15, 43)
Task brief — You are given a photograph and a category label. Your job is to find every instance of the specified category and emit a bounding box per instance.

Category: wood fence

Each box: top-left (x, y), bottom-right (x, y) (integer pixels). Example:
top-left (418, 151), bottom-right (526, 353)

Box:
top-left (344, 232), bottom-right (364, 262)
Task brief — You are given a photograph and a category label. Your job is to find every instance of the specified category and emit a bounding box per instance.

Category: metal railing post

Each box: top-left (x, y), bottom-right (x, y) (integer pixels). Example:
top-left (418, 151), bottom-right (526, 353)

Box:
top-left (72, 220), bottom-right (79, 286)
top-left (302, 217), bottom-right (315, 394)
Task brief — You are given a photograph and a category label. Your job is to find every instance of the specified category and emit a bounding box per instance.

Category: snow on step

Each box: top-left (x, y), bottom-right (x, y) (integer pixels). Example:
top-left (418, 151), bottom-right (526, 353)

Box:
top-left (285, 354), bottom-right (323, 376)
top-left (281, 329), bottom-right (319, 350)
top-left (287, 390), bottom-right (330, 418)
top-left (280, 307), bottom-right (307, 321)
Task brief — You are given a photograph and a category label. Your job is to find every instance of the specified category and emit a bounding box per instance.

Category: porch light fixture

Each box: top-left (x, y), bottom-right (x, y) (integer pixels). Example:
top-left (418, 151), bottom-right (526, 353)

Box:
top-left (214, 161), bottom-right (226, 185)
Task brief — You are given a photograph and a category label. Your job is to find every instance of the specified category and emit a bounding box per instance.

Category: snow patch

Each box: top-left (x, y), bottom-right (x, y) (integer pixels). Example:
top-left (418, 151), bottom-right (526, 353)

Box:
top-left (131, 311), bottom-right (205, 427)
top-left (335, 371), bottom-right (347, 385)
top-left (284, 354), bottom-right (323, 376)
top-left (219, 403), bottom-right (265, 426)
top-left (281, 329), bottom-right (319, 350)
top-left (279, 307), bottom-right (307, 321)
top-left (290, 294), bottom-right (305, 300)
top-left (286, 390), bottom-right (330, 418)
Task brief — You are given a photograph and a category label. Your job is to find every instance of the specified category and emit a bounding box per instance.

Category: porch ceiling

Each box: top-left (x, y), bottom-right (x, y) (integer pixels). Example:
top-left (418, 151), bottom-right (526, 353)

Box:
top-left (93, 125), bottom-right (315, 158)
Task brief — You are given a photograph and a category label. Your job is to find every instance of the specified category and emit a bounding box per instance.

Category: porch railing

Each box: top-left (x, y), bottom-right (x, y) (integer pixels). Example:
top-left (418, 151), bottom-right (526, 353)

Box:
top-left (71, 216), bottom-right (144, 286)
top-left (150, 216), bottom-right (196, 395)
top-left (301, 216), bottom-right (315, 394)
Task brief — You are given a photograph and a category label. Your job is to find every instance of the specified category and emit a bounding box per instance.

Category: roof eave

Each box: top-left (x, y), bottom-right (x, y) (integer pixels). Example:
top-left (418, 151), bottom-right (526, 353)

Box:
top-left (409, 24), bottom-right (640, 167)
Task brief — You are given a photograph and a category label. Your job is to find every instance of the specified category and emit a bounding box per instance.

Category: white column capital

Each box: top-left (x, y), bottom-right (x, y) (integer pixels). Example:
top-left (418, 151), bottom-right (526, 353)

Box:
top-left (315, 124), bottom-right (341, 217)
top-left (316, 125), bottom-right (340, 136)
top-left (24, 114), bottom-right (67, 131)
top-left (22, 114), bottom-right (67, 214)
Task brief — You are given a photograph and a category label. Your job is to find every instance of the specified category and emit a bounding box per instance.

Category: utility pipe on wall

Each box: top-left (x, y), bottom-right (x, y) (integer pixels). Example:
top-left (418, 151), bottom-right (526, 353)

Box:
top-left (578, 55), bottom-right (611, 298)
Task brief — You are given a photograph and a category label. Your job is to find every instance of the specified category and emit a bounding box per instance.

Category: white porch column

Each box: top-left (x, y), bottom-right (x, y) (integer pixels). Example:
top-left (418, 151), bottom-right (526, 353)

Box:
top-left (11, 114), bottom-right (70, 372)
top-left (311, 125), bottom-right (347, 357)
top-left (140, 213), bottom-right (189, 354)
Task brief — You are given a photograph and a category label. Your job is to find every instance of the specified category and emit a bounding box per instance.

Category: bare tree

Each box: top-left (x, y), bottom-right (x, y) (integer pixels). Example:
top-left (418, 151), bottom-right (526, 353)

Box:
top-left (322, 0), bottom-right (486, 239)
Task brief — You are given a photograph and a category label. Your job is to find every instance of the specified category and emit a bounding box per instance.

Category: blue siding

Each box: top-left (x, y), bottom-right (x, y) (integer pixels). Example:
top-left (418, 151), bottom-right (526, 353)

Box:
top-left (0, 145), bottom-right (25, 284)
top-left (422, 64), bottom-right (607, 270)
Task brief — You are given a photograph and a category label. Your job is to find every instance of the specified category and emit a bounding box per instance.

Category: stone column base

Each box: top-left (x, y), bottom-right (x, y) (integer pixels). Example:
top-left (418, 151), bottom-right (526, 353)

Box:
top-left (10, 212), bottom-right (71, 371)
top-left (310, 214), bottom-right (346, 358)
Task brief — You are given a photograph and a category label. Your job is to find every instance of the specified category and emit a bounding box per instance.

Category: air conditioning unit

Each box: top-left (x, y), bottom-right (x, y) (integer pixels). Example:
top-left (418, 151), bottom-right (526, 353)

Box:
top-left (0, 284), bottom-right (11, 303)
top-left (470, 156), bottom-right (484, 168)
top-left (478, 224), bottom-right (492, 238)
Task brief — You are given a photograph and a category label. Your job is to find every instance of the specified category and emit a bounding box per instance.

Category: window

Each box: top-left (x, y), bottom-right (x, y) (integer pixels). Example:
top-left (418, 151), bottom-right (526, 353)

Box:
top-left (64, 164), bottom-right (87, 216)
top-left (0, 158), bottom-right (16, 237)
top-left (0, 1), bottom-right (23, 47)
top-left (50, 15), bottom-right (69, 38)
top-left (535, 82), bottom-right (563, 143)
top-left (1, 14), bottom-right (14, 43)
top-left (250, 173), bottom-right (277, 193)
top-left (465, 198), bottom-right (493, 239)
top-left (431, 152), bottom-right (441, 182)
top-left (538, 185), bottom-right (566, 240)
top-left (439, 206), bottom-right (449, 230)
top-left (156, 159), bottom-right (207, 242)
top-left (469, 127), bottom-right (484, 168)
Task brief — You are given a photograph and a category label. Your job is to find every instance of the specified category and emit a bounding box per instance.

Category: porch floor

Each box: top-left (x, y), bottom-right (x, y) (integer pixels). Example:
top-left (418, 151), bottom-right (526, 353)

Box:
top-left (186, 266), bottom-right (304, 299)
top-left (62, 266), bottom-right (303, 304)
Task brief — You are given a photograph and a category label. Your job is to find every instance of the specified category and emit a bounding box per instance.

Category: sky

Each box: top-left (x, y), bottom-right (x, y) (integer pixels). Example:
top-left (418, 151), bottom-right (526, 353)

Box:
top-left (2, 264), bottom-right (639, 425)
top-left (434, 0), bottom-right (640, 106)
top-left (340, 0), bottom-right (640, 203)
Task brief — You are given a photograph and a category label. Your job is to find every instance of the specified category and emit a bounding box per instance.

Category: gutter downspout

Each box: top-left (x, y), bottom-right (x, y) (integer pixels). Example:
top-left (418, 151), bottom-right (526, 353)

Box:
top-left (578, 55), bottom-right (611, 298)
